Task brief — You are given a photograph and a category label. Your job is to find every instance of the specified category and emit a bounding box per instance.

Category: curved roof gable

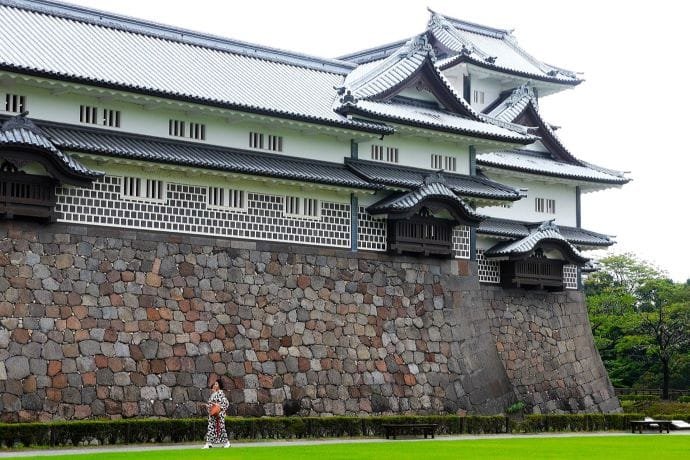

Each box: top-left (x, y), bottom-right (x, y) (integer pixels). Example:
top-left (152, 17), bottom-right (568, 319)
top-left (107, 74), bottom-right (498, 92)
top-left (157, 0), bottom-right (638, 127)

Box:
top-left (428, 11), bottom-right (582, 86)
top-left (0, 113), bottom-right (101, 185)
top-left (338, 34), bottom-right (478, 118)
top-left (484, 220), bottom-right (589, 265)
top-left (367, 175), bottom-right (482, 225)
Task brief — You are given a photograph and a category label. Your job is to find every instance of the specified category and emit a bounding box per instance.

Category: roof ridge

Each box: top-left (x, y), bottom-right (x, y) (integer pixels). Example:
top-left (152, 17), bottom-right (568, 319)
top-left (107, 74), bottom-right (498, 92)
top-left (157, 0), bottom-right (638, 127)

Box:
top-left (427, 8), bottom-right (511, 39)
top-left (1, 0), bottom-right (356, 75)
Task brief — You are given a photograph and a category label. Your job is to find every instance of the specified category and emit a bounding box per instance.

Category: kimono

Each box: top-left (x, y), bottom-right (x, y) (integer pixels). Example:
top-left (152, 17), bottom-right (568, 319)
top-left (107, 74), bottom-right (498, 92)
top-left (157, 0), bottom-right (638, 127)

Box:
top-left (205, 389), bottom-right (230, 445)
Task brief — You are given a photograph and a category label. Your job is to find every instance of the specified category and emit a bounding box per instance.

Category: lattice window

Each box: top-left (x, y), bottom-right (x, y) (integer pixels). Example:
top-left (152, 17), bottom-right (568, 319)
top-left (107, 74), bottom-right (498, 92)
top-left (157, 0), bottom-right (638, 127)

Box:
top-left (285, 196), bottom-right (319, 218)
top-left (453, 225), bottom-right (471, 259)
top-left (431, 154), bottom-right (456, 171)
top-left (357, 206), bottom-right (386, 251)
top-left (267, 135), bottom-right (283, 152)
top-left (80, 105), bottom-right (120, 127)
top-left (169, 119), bottom-right (186, 137)
top-left (188, 122), bottom-right (206, 141)
top-left (80, 105), bottom-right (98, 125)
top-left (371, 145), bottom-right (384, 161)
top-left (535, 197), bottom-right (556, 214)
top-left (386, 147), bottom-right (398, 163)
top-left (55, 176), bottom-right (350, 248)
top-left (473, 90), bottom-right (485, 104)
top-left (563, 265), bottom-right (578, 290)
top-left (370, 145), bottom-right (398, 163)
top-left (477, 249), bottom-right (500, 283)
top-left (4, 93), bottom-right (26, 113)
top-left (249, 132), bottom-right (282, 151)
top-left (207, 186), bottom-right (246, 211)
top-left (121, 177), bottom-right (165, 202)
top-left (103, 109), bottom-right (121, 128)
top-left (249, 132), bottom-right (264, 149)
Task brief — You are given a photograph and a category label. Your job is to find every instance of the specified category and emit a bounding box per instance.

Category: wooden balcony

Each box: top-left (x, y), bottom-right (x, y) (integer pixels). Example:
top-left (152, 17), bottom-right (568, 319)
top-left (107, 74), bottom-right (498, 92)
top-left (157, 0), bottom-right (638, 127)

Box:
top-left (0, 172), bottom-right (57, 221)
top-left (500, 257), bottom-right (565, 291)
top-left (388, 216), bottom-right (454, 257)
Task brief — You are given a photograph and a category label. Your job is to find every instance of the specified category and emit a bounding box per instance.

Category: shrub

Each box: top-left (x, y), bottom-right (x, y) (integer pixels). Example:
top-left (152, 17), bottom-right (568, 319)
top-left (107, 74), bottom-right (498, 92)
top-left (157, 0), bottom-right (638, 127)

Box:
top-left (0, 413), bottom-right (648, 447)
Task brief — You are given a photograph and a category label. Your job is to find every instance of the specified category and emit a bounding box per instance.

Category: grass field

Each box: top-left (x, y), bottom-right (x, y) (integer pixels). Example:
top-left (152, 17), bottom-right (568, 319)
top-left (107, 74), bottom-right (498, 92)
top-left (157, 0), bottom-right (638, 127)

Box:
top-left (28, 434), bottom-right (690, 460)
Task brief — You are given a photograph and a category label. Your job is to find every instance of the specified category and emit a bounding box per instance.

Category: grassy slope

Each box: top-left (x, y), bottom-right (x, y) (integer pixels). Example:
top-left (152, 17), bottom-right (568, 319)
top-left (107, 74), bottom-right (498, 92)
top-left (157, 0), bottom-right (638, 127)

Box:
top-left (36, 435), bottom-right (690, 460)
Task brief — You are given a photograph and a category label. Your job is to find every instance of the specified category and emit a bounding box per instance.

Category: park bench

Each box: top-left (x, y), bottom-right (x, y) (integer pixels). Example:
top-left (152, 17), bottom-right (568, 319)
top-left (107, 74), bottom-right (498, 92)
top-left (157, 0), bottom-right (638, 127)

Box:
top-left (382, 423), bottom-right (438, 439)
top-left (630, 419), bottom-right (672, 433)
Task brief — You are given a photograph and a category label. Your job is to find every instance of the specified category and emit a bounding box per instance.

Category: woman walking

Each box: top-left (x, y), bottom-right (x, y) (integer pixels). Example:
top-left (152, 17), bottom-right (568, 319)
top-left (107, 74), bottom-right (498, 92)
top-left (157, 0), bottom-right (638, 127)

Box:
top-left (203, 380), bottom-right (230, 448)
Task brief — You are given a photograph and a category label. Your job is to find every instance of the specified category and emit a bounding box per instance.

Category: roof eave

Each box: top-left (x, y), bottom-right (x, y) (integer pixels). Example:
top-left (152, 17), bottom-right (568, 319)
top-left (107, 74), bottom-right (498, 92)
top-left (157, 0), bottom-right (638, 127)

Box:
top-left (0, 64), bottom-right (393, 137)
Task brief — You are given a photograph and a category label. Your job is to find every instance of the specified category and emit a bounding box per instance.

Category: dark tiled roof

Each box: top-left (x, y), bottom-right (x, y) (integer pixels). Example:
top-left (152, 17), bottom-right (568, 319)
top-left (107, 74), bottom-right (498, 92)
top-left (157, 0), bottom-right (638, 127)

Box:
top-left (345, 158), bottom-right (521, 200)
top-left (484, 220), bottom-right (589, 264)
top-left (34, 121), bottom-right (379, 190)
top-left (478, 217), bottom-right (614, 247)
top-left (367, 180), bottom-right (482, 223)
top-left (0, 113), bottom-right (101, 181)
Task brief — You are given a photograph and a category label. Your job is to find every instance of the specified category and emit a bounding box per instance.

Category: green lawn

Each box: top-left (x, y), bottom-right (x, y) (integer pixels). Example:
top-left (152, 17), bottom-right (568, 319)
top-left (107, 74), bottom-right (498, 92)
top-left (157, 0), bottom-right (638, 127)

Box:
top-left (29, 435), bottom-right (690, 460)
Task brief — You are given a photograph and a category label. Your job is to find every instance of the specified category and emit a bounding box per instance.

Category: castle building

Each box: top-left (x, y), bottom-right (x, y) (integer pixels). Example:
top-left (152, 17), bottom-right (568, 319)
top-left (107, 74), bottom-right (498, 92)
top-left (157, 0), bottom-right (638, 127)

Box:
top-left (0, 0), bottom-right (626, 420)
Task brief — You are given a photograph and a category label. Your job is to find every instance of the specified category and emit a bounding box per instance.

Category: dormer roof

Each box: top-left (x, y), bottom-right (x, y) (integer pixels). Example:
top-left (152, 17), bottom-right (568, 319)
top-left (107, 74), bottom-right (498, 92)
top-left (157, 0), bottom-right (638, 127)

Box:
top-left (336, 35), bottom-right (535, 144)
top-left (340, 10), bottom-right (583, 90)
top-left (428, 11), bottom-right (582, 87)
top-left (483, 220), bottom-right (590, 265)
top-left (0, 112), bottom-right (101, 185)
top-left (367, 174), bottom-right (482, 225)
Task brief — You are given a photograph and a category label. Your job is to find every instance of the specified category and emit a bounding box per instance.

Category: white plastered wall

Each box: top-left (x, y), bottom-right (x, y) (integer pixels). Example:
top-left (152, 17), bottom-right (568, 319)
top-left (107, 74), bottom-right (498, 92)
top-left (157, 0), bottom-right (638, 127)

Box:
top-left (478, 173), bottom-right (578, 227)
top-left (0, 81), bottom-right (350, 164)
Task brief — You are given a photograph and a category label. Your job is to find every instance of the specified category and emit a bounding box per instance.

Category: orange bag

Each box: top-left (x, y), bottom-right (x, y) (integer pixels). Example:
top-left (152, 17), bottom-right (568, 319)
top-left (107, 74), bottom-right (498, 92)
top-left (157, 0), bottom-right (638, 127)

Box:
top-left (209, 403), bottom-right (220, 417)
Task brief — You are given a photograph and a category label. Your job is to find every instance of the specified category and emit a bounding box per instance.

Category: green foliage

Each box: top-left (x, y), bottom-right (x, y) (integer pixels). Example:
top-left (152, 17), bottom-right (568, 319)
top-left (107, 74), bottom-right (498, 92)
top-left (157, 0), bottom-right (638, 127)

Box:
top-left (617, 394), bottom-right (660, 401)
top-left (679, 396), bottom-right (690, 403)
top-left (585, 253), bottom-right (690, 395)
top-left (0, 414), bottom-right (650, 448)
top-left (506, 401), bottom-right (526, 414)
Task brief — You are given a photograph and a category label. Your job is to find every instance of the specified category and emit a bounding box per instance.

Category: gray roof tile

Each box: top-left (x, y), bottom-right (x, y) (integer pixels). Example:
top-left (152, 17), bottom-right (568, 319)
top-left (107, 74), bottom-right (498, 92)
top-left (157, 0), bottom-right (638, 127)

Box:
top-left (33, 120), bottom-right (378, 190)
top-left (484, 220), bottom-right (589, 264)
top-left (478, 150), bottom-right (629, 184)
top-left (345, 158), bottom-right (521, 200)
top-left (0, 1), bottom-right (389, 134)
top-left (428, 12), bottom-right (581, 85)
top-left (0, 113), bottom-right (101, 180)
top-left (367, 180), bottom-right (481, 222)
top-left (345, 99), bottom-right (534, 143)
top-left (478, 216), bottom-right (614, 248)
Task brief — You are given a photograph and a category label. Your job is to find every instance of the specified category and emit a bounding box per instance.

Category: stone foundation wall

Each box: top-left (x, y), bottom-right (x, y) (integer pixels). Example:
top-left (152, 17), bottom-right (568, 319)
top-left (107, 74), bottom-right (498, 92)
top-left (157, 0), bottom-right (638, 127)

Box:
top-left (0, 221), bottom-right (619, 421)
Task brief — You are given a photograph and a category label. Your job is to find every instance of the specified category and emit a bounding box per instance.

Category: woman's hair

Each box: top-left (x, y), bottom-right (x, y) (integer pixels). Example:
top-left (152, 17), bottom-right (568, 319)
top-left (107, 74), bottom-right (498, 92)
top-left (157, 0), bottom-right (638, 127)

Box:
top-left (213, 379), bottom-right (224, 390)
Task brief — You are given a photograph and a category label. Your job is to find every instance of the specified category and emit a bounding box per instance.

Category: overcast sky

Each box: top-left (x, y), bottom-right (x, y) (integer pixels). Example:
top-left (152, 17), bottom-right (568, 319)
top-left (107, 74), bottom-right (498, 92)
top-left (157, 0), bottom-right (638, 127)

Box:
top-left (62, 0), bottom-right (689, 282)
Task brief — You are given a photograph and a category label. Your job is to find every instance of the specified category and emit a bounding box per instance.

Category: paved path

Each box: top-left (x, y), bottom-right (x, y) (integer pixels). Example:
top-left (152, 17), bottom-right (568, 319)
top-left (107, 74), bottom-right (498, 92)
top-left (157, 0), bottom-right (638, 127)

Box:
top-left (0, 431), bottom-right (688, 457)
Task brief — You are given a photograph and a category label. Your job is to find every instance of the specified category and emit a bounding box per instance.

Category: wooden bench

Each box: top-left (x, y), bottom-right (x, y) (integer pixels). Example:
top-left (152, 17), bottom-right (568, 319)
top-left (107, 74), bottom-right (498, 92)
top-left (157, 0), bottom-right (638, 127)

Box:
top-left (382, 424), bottom-right (438, 439)
top-left (630, 420), bottom-right (672, 433)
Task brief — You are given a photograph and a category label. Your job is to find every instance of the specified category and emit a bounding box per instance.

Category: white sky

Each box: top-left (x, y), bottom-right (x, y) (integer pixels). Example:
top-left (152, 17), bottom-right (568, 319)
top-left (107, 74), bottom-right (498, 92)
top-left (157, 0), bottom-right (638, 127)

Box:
top-left (62, 0), bottom-right (690, 282)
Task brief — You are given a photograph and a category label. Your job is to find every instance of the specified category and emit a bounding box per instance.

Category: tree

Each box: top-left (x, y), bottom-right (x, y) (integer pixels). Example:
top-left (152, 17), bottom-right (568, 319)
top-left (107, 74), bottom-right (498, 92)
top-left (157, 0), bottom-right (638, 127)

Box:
top-left (584, 253), bottom-right (690, 397)
top-left (635, 279), bottom-right (690, 398)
